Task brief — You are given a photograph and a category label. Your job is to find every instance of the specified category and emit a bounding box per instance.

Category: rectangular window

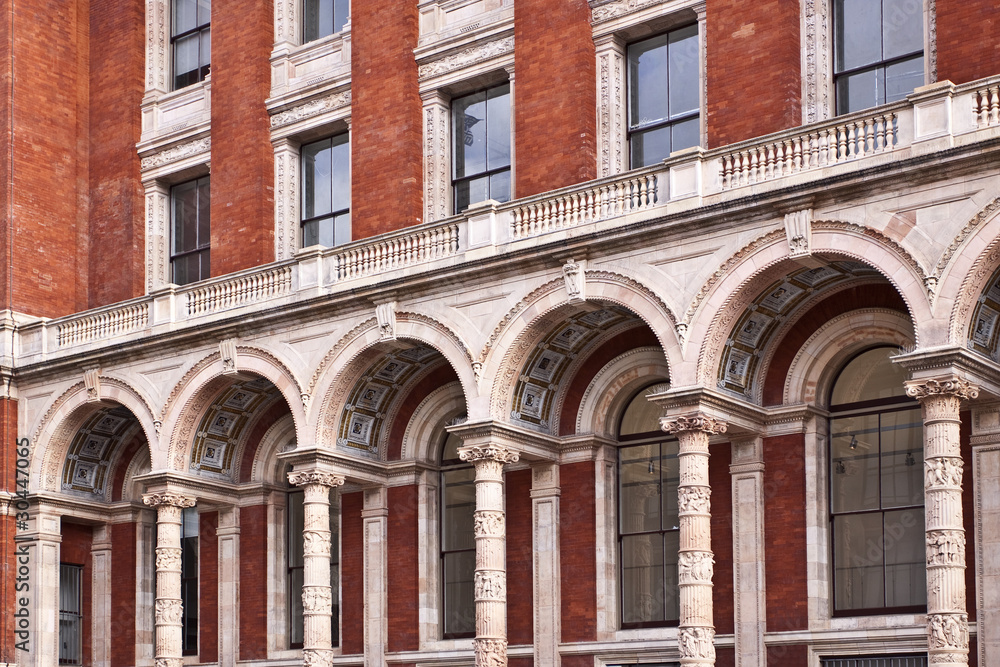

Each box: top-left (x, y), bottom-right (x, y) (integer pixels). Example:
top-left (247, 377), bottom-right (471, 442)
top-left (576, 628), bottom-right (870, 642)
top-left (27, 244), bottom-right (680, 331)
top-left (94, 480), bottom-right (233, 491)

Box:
top-left (301, 134), bottom-right (351, 248)
top-left (172, 0), bottom-right (211, 89)
top-left (58, 564), bottom-right (83, 665)
top-left (303, 0), bottom-right (349, 43)
top-left (821, 656), bottom-right (928, 667)
top-left (288, 490), bottom-right (340, 648)
top-left (171, 176), bottom-right (211, 285)
top-left (181, 507), bottom-right (199, 656)
top-left (627, 24), bottom-right (699, 169)
top-left (441, 466), bottom-right (476, 638)
top-left (452, 83), bottom-right (511, 213)
top-left (619, 440), bottom-right (680, 627)
top-left (834, 0), bottom-right (923, 115)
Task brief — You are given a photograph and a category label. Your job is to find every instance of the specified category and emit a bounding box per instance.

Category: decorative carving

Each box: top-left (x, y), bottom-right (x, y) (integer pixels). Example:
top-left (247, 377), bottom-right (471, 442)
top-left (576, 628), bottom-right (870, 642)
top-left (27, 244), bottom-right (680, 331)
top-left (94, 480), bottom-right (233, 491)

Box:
top-left (302, 649), bottom-right (335, 667)
top-left (927, 530), bottom-right (966, 566)
top-left (562, 259), bottom-right (585, 303)
top-left (474, 511), bottom-right (505, 537)
top-left (155, 548), bottom-right (182, 570)
top-left (84, 368), bottom-right (101, 402)
top-left (591, 0), bottom-right (666, 23)
top-left (928, 613), bottom-right (969, 650)
top-left (418, 37), bottom-right (514, 79)
top-left (678, 626), bottom-right (716, 660)
top-left (155, 659), bottom-right (183, 667)
top-left (308, 317), bottom-right (377, 398)
top-left (220, 339), bottom-right (238, 374)
top-left (154, 598), bottom-right (183, 625)
top-left (936, 194), bottom-right (1000, 277)
top-left (678, 551), bottom-right (715, 582)
top-left (459, 444), bottom-right (520, 465)
top-left (678, 486), bottom-right (712, 514)
top-left (143, 493), bottom-right (196, 508)
top-left (662, 415), bottom-right (728, 436)
top-left (270, 90), bottom-right (352, 128)
top-left (288, 471), bottom-right (346, 488)
top-left (473, 638), bottom-right (508, 667)
top-left (375, 301), bottom-right (397, 340)
top-left (301, 586), bottom-right (333, 613)
top-left (141, 137), bottom-right (211, 170)
top-left (585, 270), bottom-right (677, 326)
top-left (303, 531), bottom-right (332, 557)
top-left (925, 457), bottom-right (964, 488)
top-left (474, 570), bottom-right (506, 600)
top-left (784, 209), bottom-right (812, 257)
top-left (906, 377), bottom-right (980, 401)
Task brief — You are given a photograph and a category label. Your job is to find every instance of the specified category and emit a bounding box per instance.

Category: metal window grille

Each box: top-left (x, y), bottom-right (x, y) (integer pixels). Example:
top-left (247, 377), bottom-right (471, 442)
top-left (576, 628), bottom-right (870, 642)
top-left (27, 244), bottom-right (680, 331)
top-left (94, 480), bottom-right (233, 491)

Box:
top-left (58, 564), bottom-right (83, 665)
top-left (821, 655), bottom-right (928, 667)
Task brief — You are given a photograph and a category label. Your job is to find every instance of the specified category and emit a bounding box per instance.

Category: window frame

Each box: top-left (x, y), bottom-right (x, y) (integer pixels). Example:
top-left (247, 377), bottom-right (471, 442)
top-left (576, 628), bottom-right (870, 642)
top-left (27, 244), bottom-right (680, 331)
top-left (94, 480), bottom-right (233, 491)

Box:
top-left (58, 563), bottom-right (84, 666)
top-left (300, 133), bottom-right (351, 249)
top-left (302, 0), bottom-right (349, 44)
top-left (180, 507), bottom-right (199, 656)
top-left (170, 0), bottom-right (211, 90)
top-left (450, 82), bottom-right (512, 214)
top-left (439, 432), bottom-right (476, 639)
top-left (169, 175), bottom-right (211, 286)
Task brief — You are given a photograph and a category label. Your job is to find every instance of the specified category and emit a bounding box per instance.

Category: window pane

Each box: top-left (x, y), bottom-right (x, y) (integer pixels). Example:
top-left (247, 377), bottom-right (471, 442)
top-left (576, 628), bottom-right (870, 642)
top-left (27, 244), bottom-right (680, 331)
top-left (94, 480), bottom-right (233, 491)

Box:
top-left (837, 68), bottom-right (880, 115)
top-left (172, 181), bottom-right (198, 253)
top-left (619, 389), bottom-right (663, 435)
top-left (59, 564), bottom-right (82, 665)
top-left (629, 34), bottom-right (669, 129)
top-left (668, 26), bottom-right (699, 117)
top-left (455, 175), bottom-right (488, 213)
top-left (883, 508), bottom-right (925, 606)
top-left (879, 409), bottom-right (923, 509)
top-left (835, 0), bottom-right (882, 71)
top-left (885, 55), bottom-right (924, 104)
top-left (443, 467), bottom-right (475, 551)
top-left (486, 84), bottom-right (511, 170)
top-left (330, 134), bottom-right (350, 213)
top-left (197, 177), bottom-right (210, 245)
top-left (831, 348), bottom-right (907, 405)
top-left (833, 513), bottom-right (885, 610)
top-left (882, 0), bottom-right (923, 60)
top-left (288, 492), bottom-right (305, 567)
top-left (453, 91), bottom-right (488, 179)
top-left (671, 117), bottom-right (700, 154)
top-left (302, 219), bottom-right (319, 248)
top-left (831, 414), bottom-right (880, 513)
top-left (303, 139), bottom-right (333, 219)
top-left (334, 212), bottom-right (351, 246)
top-left (289, 566), bottom-right (304, 645)
top-left (173, 33), bottom-right (201, 90)
top-left (197, 0), bottom-right (210, 27)
top-left (630, 126), bottom-right (671, 168)
top-left (443, 550), bottom-right (475, 635)
top-left (622, 532), bottom-right (665, 623)
top-left (334, 0), bottom-right (348, 33)
top-left (489, 170), bottom-right (511, 204)
top-left (200, 28), bottom-right (211, 70)
top-left (659, 442), bottom-right (679, 530)
top-left (663, 531), bottom-right (680, 621)
top-left (172, 0), bottom-right (199, 35)
top-left (620, 444), bottom-right (661, 534)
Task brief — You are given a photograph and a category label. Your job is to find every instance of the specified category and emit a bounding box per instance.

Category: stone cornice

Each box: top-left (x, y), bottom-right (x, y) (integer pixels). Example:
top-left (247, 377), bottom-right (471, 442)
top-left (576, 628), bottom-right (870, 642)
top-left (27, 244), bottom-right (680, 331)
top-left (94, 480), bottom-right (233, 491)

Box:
top-left (446, 420), bottom-right (559, 462)
top-left (894, 346), bottom-right (1000, 400)
top-left (648, 385), bottom-right (766, 436)
top-left (276, 446), bottom-right (387, 486)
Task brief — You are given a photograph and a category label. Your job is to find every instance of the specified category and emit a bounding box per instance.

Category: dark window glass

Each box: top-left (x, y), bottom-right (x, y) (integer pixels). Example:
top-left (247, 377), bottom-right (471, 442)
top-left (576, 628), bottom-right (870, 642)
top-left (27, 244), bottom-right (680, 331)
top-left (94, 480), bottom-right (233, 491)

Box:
top-left (172, 0), bottom-right (210, 89)
top-left (441, 432), bottom-right (475, 637)
top-left (834, 0), bottom-right (924, 114)
top-left (181, 507), bottom-right (199, 655)
top-left (452, 84), bottom-right (511, 212)
top-left (302, 134), bottom-right (351, 248)
top-left (627, 24), bottom-right (699, 168)
top-left (171, 177), bottom-right (211, 285)
top-left (59, 564), bottom-right (83, 665)
top-left (288, 488), bottom-right (340, 647)
top-left (303, 0), bottom-right (349, 42)
top-left (830, 348), bottom-right (925, 614)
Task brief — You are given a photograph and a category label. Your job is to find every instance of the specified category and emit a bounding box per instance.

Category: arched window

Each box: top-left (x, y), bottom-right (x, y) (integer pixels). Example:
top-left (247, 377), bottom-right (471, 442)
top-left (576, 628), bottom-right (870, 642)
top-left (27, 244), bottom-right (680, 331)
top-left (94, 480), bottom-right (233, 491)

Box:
top-left (618, 385), bottom-right (680, 628)
top-left (829, 347), bottom-right (924, 614)
top-left (440, 431), bottom-right (476, 638)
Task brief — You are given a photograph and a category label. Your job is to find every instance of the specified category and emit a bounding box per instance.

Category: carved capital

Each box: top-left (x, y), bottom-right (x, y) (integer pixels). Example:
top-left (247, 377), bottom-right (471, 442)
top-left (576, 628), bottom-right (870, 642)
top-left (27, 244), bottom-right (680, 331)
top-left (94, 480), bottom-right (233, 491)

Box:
top-left (661, 414), bottom-right (727, 436)
top-left (905, 377), bottom-right (979, 401)
top-left (143, 493), bottom-right (196, 509)
top-left (458, 444), bottom-right (520, 465)
top-left (288, 470), bottom-right (346, 488)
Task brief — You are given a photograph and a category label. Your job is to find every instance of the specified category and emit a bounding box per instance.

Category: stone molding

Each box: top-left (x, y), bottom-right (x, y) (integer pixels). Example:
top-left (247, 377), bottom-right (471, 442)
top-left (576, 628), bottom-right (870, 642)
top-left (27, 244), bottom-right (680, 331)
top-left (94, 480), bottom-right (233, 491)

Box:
top-left (418, 36), bottom-right (514, 79)
top-left (270, 90), bottom-right (352, 129)
top-left (288, 470), bottom-right (346, 488)
top-left (662, 415), bottom-right (728, 436)
top-left (142, 492), bottom-right (196, 508)
top-left (140, 137), bottom-right (211, 170)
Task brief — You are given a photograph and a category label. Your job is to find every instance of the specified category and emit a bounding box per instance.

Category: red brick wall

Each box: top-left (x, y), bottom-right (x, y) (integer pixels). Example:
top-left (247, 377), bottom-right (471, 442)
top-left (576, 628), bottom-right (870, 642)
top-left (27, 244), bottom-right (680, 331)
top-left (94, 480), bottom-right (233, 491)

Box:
top-left (87, 0), bottom-right (144, 307)
top-left (388, 485), bottom-right (419, 652)
top-left (110, 435), bottom-right (144, 502)
top-left (762, 284), bottom-right (908, 405)
top-left (506, 468), bottom-right (533, 645)
top-left (767, 644), bottom-right (808, 664)
top-left (706, 0), bottom-right (801, 148)
top-left (763, 433), bottom-right (808, 632)
top-left (350, 0), bottom-right (422, 239)
top-left (710, 442), bottom-right (734, 635)
top-left (199, 511), bottom-right (219, 662)
top-left (209, 0), bottom-right (274, 276)
top-left (238, 402), bottom-right (292, 482)
top-left (562, 656), bottom-right (595, 667)
top-left (109, 522), bottom-right (136, 667)
top-left (936, 0), bottom-right (1000, 86)
top-left (61, 523), bottom-right (93, 665)
top-left (386, 363), bottom-right (459, 461)
top-left (340, 491), bottom-right (364, 655)
top-left (238, 504), bottom-right (267, 660)
top-left (513, 0), bottom-right (596, 197)
top-left (559, 327), bottom-right (660, 436)
top-left (0, 399), bottom-right (15, 662)
top-left (716, 647), bottom-right (736, 667)
top-left (560, 461), bottom-right (596, 642)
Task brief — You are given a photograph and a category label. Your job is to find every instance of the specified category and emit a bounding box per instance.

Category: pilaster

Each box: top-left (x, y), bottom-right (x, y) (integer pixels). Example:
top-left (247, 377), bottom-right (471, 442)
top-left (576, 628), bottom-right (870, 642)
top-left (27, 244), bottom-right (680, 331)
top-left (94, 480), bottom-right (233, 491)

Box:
top-left (91, 524), bottom-right (113, 667)
top-left (421, 90), bottom-right (450, 223)
top-left (143, 180), bottom-right (171, 291)
top-left (217, 508), bottom-right (240, 667)
top-left (729, 437), bottom-right (766, 667)
top-left (274, 137), bottom-right (301, 260)
top-left (361, 485), bottom-right (387, 667)
top-left (531, 462), bottom-right (560, 667)
top-left (22, 511), bottom-right (61, 666)
top-left (970, 403), bottom-right (1000, 667)
top-left (594, 34), bottom-right (626, 178)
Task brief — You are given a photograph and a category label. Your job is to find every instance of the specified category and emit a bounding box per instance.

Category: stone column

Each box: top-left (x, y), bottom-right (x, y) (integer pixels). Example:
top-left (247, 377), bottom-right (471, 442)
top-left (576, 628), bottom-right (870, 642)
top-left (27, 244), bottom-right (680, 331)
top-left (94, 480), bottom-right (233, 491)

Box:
top-left (905, 378), bottom-right (978, 667)
top-left (458, 444), bottom-right (520, 667)
top-left (143, 492), bottom-right (197, 667)
top-left (217, 508), bottom-right (240, 667)
top-left (971, 403), bottom-right (1000, 667)
top-left (730, 437), bottom-right (766, 667)
top-left (531, 463), bottom-right (561, 667)
top-left (662, 415), bottom-right (727, 667)
top-left (362, 486), bottom-right (388, 667)
top-left (287, 471), bottom-right (345, 667)
top-left (91, 524), bottom-right (113, 667)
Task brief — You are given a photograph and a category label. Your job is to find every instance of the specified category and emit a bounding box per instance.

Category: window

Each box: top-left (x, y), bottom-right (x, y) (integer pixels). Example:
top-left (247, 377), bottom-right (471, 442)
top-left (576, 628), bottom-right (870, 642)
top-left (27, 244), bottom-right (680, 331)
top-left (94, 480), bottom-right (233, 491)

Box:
top-left (58, 564), bottom-right (83, 665)
top-left (829, 348), bottom-right (925, 614)
top-left (171, 0), bottom-right (211, 89)
top-left (287, 489), bottom-right (340, 647)
top-left (440, 432), bottom-right (475, 638)
top-left (618, 387), bottom-right (680, 628)
top-left (171, 176), bottom-right (211, 285)
top-left (301, 134), bottom-right (351, 248)
top-left (303, 0), bottom-right (349, 43)
top-left (627, 24), bottom-right (699, 168)
top-left (834, 0), bottom-right (923, 115)
top-left (181, 507), bottom-right (199, 655)
top-left (452, 83), bottom-right (511, 212)
top-left (821, 656), bottom-right (927, 667)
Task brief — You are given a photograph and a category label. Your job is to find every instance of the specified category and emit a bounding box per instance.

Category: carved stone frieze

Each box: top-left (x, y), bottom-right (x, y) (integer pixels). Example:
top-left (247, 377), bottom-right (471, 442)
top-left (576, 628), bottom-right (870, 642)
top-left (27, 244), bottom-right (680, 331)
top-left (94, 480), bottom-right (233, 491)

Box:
top-left (303, 649), bottom-right (335, 667)
top-left (418, 37), bottom-right (514, 79)
top-left (155, 659), bottom-right (183, 667)
top-left (925, 457), bottom-right (964, 488)
top-left (143, 493), bottom-right (196, 509)
top-left (906, 377), bottom-right (980, 401)
top-left (288, 470), bottom-right (346, 488)
top-left (154, 598), bottom-right (183, 625)
top-left (270, 90), bottom-right (352, 129)
top-left (474, 570), bottom-right (507, 601)
top-left (928, 613), bottom-right (969, 650)
top-left (678, 626), bottom-right (716, 661)
top-left (155, 548), bottom-right (182, 570)
top-left (459, 444), bottom-right (520, 465)
top-left (303, 530), bottom-right (332, 557)
top-left (302, 585), bottom-right (333, 613)
top-left (662, 415), bottom-right (728, 436)
top-left (474, 511), bottom-right (505, 537)
top-left (678, 486), bottom-right (712, 514)
top-left (591, 0), bottom-right (665, 23)
top-left (141, 137), bottom-right (211, 170)
top-left (927, 530), bottom-right (966, 566)
top-left (473, 637), bottom-right (508, 667)
top-left (678, 551), bottom-right (715, 582)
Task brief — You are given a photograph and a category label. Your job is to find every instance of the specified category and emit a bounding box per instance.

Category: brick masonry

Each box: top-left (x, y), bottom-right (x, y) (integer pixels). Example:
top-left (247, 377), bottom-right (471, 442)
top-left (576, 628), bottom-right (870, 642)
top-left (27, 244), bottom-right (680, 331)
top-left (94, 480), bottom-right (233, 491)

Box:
top-left (60, 522), bottom-right (93, 665)
top-left (387, 485), bottom-right (419, 652)
top-left (763, 433), bottom-right (808, 632)
top-left (199, 510), bottom-right (219, 663)
top-left (340, 491), bottom-right (364, 655)
top-left (936, 0), bottom-right (1000, 86)
top-left (559, 460), bottom-right (596, 643)
top-left (506, 468), bottom-right (533, 646)
top-left (238, 504), bottom-right (267, 660)
top-left (710, 441), bottom-right (734, 636)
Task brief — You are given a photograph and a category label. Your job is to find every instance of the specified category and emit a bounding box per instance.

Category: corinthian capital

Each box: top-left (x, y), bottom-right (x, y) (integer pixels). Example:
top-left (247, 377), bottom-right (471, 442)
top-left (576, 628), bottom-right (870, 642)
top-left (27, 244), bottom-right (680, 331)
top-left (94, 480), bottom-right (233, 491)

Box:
top-left (287, 470), bottom-right (346, 488)
top-left (458, 444), bottom-right (520, 464)
top-left (661, 414), bottom-right (728, 436)
top-left (143, 492), bottom-right (196, 509)
top-left (905, 377), bottom-right (979, 401)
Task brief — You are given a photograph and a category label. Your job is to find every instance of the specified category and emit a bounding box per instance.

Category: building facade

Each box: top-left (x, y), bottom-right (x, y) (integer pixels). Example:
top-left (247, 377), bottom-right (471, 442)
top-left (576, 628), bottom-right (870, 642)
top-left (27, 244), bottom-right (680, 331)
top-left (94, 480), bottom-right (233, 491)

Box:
top-left (0, 0), bottom-right (999, 666)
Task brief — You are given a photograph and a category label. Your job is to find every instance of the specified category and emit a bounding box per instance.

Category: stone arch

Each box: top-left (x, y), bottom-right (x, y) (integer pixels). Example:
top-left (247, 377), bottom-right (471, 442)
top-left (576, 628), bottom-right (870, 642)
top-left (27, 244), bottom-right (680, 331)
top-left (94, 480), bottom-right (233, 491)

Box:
top-left (160, 344), bottom-right (306, 472)
top-left (691, 222), bottom-right (929, 389)
top-left (247, 414), bottom-right (297, 485)
top-left (575, 346), bottom-right (670, 438)
top-left (32, 376), bottom-right (158, 494)
top-left (399, 381), bottom-right (465, 463)
top-left (941, 198), bottom-right (1000, 350)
